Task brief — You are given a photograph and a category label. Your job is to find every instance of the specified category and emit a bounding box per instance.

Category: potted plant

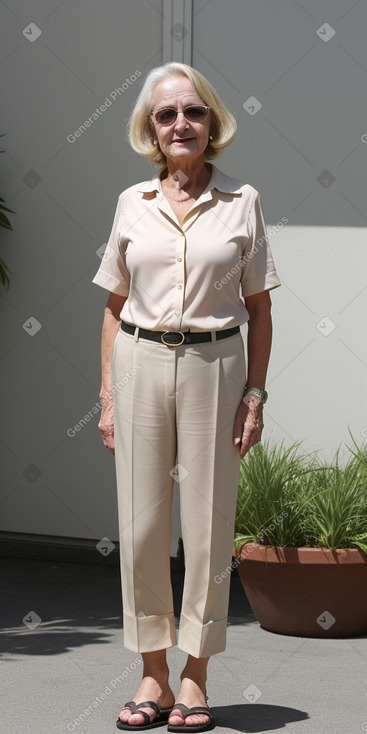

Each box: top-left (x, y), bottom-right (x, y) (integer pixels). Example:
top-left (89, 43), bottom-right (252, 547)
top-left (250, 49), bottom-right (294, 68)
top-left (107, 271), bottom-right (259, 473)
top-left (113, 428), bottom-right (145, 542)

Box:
top-left (233, 437), bottom-right (367, 638)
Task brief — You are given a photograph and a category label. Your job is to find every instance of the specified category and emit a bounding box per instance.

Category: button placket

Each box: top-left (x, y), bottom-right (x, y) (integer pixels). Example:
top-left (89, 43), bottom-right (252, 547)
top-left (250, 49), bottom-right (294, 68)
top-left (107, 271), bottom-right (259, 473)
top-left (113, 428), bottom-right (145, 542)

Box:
top-left (173, 231), bottom-right (186, 329)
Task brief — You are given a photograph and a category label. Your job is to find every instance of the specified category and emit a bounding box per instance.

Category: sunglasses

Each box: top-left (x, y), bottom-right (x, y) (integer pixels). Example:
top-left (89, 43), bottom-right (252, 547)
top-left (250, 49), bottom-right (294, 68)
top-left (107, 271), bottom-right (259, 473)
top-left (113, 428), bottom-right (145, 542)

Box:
top-left (149, 105), bottom-right (210, 126)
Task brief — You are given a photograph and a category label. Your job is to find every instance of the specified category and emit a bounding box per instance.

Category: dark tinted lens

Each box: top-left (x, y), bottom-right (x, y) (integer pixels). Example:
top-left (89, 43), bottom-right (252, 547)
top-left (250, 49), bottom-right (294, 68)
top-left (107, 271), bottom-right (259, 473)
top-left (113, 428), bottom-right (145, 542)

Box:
top-left (185, 106), bottom-right (207, 121)
top-left (155, 108), bottom-right (177, 124)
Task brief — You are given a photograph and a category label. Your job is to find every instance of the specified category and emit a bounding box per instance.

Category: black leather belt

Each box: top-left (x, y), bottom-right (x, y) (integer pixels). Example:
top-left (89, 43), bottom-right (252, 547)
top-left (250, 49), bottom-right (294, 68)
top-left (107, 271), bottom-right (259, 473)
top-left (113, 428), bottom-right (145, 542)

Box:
top-left (120, 321), bottom-right (240, 346)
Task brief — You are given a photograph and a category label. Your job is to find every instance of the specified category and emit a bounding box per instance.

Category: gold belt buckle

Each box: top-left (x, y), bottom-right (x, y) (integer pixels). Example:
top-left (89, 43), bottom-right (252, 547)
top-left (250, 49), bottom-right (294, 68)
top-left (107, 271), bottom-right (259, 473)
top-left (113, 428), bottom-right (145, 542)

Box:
top-left (160, 330), bottom-right (185, 347)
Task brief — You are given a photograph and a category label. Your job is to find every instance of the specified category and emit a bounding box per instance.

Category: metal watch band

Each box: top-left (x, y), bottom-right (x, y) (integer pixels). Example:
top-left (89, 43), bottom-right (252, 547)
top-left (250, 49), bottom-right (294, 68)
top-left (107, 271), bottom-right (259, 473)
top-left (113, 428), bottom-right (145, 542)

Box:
top-left (243, 386), bottom-right (268, 404)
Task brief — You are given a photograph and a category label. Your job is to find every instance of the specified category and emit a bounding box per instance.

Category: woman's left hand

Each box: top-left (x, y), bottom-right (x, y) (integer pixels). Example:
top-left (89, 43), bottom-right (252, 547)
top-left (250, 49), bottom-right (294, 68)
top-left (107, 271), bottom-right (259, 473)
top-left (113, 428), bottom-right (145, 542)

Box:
top-left (233, 396), bottom-right (264, 459)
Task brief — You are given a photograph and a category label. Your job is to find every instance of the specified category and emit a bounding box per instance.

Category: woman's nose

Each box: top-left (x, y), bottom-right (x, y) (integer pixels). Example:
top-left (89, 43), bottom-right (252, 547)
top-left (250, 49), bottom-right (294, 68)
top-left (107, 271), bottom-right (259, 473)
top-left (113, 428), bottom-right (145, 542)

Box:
top-left (173, 111), bottom-right (189, 132)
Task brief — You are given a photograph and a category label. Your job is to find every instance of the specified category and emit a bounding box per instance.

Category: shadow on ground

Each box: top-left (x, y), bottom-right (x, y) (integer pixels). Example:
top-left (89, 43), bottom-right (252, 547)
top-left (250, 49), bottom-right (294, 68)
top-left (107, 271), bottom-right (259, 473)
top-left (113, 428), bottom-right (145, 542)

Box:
top-left (213, 703), bottom-right (309, 731)
top-left (0, 556), bottom-right (255, 658)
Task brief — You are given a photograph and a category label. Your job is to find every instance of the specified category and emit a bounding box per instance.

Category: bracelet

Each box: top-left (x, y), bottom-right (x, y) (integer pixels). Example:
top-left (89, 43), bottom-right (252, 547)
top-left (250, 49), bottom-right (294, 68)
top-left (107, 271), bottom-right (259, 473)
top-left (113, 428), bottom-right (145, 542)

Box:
top-left (243, 386), bottom-right (268, 404)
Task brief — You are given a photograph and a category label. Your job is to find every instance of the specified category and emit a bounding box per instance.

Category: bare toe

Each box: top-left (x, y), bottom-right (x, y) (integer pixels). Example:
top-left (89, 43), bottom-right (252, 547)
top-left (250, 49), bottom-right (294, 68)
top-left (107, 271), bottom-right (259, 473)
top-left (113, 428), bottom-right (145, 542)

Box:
top-left (185, 713), bottom-right (211, 727)
top-left (168, 709), bottom-right (211, 728)
top-left (168, 710), bottom-right (185, 726)
top-left (118, 706), bottom-right (158, 726)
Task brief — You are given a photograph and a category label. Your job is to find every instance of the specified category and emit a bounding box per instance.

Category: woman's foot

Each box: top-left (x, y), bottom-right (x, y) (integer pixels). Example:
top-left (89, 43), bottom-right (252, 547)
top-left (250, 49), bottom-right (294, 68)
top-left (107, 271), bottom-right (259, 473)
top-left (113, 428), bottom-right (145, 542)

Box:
top-left (168, 677), bottom-right (211, 729)
top-left (117, 675), bottom-right (175, 727)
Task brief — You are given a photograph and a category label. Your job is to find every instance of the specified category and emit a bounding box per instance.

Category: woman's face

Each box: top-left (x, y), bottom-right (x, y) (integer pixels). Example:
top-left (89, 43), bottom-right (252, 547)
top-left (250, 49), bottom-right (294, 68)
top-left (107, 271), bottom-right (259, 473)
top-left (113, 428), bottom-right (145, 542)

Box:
top-left (150, 75), bottom-right (212, 165)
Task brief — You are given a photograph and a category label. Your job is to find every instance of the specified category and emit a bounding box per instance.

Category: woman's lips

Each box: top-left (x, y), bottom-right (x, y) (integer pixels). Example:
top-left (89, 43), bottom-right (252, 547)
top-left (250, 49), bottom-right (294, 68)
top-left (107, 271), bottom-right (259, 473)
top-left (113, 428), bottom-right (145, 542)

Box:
top-left (172, 138), bottom-right (195, 144)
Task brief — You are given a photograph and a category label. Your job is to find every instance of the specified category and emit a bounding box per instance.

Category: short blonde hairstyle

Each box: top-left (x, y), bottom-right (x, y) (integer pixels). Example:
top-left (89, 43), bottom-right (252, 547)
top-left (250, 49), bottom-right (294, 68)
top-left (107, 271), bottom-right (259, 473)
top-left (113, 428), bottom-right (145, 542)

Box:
top-left (128, 62), bottom-right (237, 165)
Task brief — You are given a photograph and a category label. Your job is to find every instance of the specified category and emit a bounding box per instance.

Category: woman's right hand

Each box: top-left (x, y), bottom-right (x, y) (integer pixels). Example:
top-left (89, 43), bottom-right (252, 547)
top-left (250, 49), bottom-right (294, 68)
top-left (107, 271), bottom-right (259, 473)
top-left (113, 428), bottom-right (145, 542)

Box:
top-left (98, 402), bottom-right (115, 454)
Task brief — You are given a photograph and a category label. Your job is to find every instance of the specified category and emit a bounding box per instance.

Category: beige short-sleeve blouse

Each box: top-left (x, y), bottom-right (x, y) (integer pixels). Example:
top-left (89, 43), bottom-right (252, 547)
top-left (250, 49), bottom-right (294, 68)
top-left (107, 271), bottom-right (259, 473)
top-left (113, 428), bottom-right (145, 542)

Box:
top-left (92, 164), bottom-right (281, 331)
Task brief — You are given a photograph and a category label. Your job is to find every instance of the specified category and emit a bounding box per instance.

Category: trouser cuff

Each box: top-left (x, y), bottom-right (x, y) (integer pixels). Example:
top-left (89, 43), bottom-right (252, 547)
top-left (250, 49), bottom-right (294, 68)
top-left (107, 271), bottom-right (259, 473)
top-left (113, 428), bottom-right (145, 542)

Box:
top-left (177, 613), bottom-right (227, 657)
top-left (123, 611), bottom-right (177, 652)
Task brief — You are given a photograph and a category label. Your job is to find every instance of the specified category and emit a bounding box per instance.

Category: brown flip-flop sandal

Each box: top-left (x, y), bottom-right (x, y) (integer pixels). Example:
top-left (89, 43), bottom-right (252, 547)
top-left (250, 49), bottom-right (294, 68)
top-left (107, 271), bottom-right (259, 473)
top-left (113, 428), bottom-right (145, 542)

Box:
top-left (116, 700), bottom-right (173, 730)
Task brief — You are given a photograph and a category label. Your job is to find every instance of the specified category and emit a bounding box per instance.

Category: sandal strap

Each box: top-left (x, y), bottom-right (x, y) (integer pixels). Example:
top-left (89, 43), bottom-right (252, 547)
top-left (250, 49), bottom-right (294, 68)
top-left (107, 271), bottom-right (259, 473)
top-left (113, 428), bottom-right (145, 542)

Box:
top-left (123, 700), bottom-right (160, 722)
top-left (171, 704), bottom-right (212, 720)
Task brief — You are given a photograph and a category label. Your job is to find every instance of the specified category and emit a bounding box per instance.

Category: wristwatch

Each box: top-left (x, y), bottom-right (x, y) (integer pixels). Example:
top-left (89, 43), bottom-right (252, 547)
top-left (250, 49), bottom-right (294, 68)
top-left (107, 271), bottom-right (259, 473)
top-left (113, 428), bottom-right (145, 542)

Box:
top-left (243, 386), bottom-right (268, 404)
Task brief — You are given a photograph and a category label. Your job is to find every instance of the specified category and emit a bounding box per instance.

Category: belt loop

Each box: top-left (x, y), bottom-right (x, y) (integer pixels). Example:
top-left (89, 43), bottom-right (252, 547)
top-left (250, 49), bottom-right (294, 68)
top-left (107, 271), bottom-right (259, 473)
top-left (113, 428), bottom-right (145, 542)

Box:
top-left (211, 330), bottom-right (217, 344)
top-left (134, 326), bottom-right (140, 342)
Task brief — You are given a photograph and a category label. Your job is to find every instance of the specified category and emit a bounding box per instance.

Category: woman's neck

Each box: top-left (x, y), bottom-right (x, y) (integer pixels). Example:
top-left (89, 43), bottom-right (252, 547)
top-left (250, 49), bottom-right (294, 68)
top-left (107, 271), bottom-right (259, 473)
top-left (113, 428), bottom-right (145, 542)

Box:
top-left (163, 158), bottom-right (212, 190)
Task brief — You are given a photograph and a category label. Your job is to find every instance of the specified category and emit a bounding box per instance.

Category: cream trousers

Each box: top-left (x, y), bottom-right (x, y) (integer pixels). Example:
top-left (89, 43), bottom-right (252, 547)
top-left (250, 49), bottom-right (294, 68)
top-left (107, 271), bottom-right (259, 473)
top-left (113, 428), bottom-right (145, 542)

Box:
top-left (111, 326), bottom-right (246, 658)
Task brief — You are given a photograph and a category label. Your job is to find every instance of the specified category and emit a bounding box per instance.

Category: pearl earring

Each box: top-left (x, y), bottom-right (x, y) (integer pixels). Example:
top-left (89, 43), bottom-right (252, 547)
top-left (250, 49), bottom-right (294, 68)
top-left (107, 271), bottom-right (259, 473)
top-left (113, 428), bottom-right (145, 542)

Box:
top-left (209, 135), bottom-right (213, 141)
top-left (153, 139), bottom-right (158, 145)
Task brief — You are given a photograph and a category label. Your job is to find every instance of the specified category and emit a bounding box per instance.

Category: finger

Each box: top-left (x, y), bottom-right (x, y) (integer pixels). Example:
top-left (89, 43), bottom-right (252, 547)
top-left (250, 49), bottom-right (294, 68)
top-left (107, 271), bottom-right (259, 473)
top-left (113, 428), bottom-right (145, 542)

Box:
top-left (233, 412), bottom-right (246, 444)
top-left (102, 435), bottom-right (114, 453)
top-left (241, 439), bottom-right (255, 458)
top-left (233, 415), bottom-right (240, 442)
top-left (107, 438), bottom-right (115, 454)
top-left (240, 431), bottom-right (261, 457)
top-left (234, 422), bottom-right (244, 446)
top-left (240, 429), bottom-right (257, 457)
top-left (240, 437), bottom-right (251, 458)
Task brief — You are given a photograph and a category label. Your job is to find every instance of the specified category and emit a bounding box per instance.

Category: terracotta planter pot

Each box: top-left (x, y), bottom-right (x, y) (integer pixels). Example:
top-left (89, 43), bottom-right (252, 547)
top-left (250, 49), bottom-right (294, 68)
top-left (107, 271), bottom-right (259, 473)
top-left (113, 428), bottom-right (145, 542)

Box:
top-left (236, 543), bottom-right (367, 637)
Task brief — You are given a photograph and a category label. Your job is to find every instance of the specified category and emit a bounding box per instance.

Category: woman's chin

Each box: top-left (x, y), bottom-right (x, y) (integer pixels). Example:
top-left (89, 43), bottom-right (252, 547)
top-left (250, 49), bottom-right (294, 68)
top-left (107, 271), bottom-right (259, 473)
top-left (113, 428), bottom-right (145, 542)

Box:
top-left (165, 147), bottom-right (203, 163)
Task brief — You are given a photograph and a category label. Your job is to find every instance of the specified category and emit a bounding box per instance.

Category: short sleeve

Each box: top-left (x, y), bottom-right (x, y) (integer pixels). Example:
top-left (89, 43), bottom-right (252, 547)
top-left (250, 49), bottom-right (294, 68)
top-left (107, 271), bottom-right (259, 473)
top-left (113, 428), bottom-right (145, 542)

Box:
top-left (240, 192), bottom-right (281, 298)
top-left (92, 194), bottom-right (130, 296)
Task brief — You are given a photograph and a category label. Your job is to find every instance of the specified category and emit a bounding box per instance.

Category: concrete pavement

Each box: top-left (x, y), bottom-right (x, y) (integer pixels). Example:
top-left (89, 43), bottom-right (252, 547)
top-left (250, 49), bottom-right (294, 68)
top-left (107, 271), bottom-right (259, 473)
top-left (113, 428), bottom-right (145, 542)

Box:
top-left (1, 555), bottom-right (366, 734)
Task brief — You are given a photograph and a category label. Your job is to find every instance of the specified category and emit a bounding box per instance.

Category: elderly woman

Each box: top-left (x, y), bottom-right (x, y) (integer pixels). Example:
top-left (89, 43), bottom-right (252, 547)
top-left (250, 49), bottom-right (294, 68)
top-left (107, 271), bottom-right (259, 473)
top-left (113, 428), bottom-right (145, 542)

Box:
top-left (93, 62), bottom-right (280, 732)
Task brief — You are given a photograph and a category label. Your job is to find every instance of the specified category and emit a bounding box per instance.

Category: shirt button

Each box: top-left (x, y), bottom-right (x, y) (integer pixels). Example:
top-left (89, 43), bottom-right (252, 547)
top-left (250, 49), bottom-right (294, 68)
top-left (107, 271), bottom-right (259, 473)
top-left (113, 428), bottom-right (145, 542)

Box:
top-left (177, 257), bottom-right (182, 262)
top-left (177, 284), bottom-right (182, 290)
top-left (175, 310), bottom-right (180, 316)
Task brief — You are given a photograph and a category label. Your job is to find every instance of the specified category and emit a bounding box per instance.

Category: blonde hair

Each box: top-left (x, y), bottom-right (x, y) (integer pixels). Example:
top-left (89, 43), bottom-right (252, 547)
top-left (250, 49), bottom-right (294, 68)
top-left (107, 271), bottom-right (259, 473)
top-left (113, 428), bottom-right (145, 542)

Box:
top-left (128, 62), bottom-right (237, 165)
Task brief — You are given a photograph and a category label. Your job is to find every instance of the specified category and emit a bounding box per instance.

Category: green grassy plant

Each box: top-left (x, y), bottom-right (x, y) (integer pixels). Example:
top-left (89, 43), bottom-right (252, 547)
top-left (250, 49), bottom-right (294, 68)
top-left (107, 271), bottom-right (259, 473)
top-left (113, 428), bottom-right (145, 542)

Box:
top-left (234, 437), bottom-right (367, 552)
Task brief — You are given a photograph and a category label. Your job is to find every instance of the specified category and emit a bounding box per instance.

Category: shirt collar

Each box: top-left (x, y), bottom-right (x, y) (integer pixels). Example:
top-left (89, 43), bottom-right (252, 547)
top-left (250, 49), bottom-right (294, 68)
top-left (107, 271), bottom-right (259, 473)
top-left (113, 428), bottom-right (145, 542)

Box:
top-left (136, 163), bottom-right (243, 198)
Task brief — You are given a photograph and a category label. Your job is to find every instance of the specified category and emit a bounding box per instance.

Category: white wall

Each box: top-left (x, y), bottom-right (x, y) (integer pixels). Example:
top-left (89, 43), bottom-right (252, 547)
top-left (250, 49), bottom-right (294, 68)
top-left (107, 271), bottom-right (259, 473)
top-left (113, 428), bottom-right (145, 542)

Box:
top-left (261, 225), bottom-right (367, 461)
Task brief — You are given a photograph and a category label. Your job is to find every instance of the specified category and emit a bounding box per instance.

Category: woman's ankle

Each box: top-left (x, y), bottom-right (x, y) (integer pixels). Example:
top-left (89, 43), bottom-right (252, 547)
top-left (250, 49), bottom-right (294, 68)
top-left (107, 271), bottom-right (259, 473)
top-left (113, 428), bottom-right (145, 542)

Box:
top-left (141, 670), bottom-right (170, 685)
top-left (141, 650), bottom-right (170, 682)
top-left (179, 672), bottom-right (207, 691)
top-left (180, 657), bottom-right (209, 686)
